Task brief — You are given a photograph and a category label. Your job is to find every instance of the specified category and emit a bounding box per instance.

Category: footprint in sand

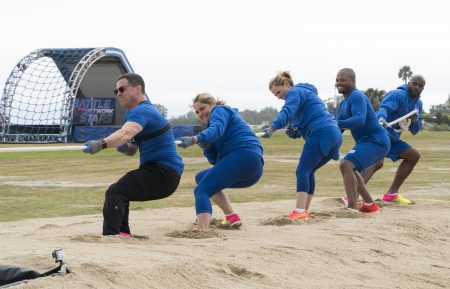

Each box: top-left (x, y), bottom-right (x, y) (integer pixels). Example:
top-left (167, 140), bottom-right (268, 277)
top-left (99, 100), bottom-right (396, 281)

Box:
top-left (227, 264), bottom-right (265, 279)
top-left (165, 229), bottom-right (224, 239)
top-left (70, 233), bottom-right (149, 243)
top-left (260, 209), bottom-right (370, 226)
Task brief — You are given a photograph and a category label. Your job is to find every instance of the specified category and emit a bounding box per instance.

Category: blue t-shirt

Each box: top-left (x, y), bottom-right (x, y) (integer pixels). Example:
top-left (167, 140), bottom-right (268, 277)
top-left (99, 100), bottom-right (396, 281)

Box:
top-left (271, 83), bottom-right (338, 139)
top-left (338, 88), bottom-right (389, 149)
top-left (126, 101), bottom-right (184, 175)
top-left (377, 84), bottom-right (423, 141)
top-left (196, 106), bottom-right (263, 165)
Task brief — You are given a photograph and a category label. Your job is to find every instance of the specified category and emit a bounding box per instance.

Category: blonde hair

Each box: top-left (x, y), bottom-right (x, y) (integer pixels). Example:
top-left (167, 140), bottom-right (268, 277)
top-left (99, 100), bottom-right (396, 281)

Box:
top-left (269, 71), bottom-right (294, 89)
top-left (193, 93), bottom-right (226, 106)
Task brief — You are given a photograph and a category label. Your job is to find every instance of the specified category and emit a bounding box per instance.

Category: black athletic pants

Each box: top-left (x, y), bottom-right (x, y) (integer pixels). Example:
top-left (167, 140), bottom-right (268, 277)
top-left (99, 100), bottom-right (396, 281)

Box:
top-left (102, 161), bottom-right (181, 235)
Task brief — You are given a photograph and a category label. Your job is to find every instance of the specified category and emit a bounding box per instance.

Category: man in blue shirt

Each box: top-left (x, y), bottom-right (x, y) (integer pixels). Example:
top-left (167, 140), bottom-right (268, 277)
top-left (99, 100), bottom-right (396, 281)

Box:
top-left (336, 68), bottom-right (390, 213)
top-left (83, 73), bottom-right (183, 236)
top-left (361, 75), bottom-right (426, 205)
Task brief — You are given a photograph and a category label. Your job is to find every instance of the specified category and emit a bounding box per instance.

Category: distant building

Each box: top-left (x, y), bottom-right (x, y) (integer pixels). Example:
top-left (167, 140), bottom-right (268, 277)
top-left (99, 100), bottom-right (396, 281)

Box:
top-left (429, 104), bottom-right (450, 118)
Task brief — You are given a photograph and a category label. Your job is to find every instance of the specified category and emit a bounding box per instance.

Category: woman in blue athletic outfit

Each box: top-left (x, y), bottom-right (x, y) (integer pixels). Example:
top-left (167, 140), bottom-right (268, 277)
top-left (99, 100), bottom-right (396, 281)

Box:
top-left (177, 93), bottom-right (264, 231)
top-left (336, 68), bottom-right (390, 213)
top-left (262, 71), bottom-right (342, 219)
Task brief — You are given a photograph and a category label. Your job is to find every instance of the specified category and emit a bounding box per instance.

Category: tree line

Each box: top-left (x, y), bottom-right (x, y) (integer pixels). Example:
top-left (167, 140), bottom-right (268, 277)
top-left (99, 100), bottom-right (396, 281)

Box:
top-left (153, 65), bottom-right (449, 130)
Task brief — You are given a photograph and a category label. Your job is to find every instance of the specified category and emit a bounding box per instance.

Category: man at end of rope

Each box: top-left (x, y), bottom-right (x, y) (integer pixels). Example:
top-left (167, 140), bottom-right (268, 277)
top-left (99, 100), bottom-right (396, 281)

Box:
top-left (83, 73), bottom-right (184, 236)
top-left (360, 75), bottom-right (426, 205)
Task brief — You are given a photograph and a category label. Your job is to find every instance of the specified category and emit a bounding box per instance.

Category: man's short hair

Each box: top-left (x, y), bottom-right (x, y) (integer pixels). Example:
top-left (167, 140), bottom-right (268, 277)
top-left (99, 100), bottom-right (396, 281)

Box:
top-left (117, 73), bottom-right (145, 94)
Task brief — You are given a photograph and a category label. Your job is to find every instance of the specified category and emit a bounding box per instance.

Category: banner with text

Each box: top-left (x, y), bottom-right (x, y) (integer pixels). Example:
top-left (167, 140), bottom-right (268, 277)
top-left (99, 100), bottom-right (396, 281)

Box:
top-left (73, 98), bottom-right (116, 126)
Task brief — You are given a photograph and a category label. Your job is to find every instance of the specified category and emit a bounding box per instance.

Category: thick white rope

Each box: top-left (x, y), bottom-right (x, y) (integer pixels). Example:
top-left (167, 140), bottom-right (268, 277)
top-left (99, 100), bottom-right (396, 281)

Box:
top-left (387, 109), bottom-right (419, 127)
top-left (0, 146), bottom-right (85, 153)
top-left (1, 131), bottom-right (274, 152)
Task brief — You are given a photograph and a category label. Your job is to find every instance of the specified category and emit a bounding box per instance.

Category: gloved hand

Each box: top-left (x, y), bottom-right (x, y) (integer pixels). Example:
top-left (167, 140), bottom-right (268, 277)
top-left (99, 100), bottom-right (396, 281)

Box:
top-left (398, 118), bottom-right (412, 131)
top-left (117, 143), bottom-right (129, 153)
top-left (262, 126), bottom-right (275, 138)
top-left (409, 112), bottom-right (419, 123)
top-left (379, 118), bottom-right (390, 129)
top-left (198, 142), bottom-right (211, 150)
top-left (176, 136), bottom-right (195, 149)
top-left (117, 143), bottom-right (138, 156)
top-left (83, 140), bottom-right (103, 154)
top-left (285, 126), bottom-right (299, 139)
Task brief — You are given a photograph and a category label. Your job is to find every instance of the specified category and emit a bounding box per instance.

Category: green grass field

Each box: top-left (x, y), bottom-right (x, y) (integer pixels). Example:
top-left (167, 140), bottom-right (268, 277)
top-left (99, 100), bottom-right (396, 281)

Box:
top-left (0, 131), bottom-right (449, 222)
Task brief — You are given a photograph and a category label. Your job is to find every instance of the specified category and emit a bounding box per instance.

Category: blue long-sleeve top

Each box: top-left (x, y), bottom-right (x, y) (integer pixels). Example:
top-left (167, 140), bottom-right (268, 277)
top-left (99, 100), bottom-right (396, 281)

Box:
top-left (337, 88), bottom-right (388, 147)
top-left (196, 105), bottom-right (263, 165)
top-left (271, 83), bottom-right (338, 139)
top-left (377, 84), bottom-right (423, 140)
top-left (126, 101), bottom-right (184, 175)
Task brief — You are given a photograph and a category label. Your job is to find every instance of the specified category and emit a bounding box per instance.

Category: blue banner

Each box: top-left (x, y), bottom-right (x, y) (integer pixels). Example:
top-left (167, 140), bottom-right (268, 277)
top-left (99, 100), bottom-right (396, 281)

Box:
top-left (73, 98), bottom-right (116, 126)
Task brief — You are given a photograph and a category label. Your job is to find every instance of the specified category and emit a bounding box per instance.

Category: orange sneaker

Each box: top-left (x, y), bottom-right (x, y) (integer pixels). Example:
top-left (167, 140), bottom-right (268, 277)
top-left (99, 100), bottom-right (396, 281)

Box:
top-left (358, 203), bottom-right (380, 214)
top-left (288, 210), bottom-right (309, 220)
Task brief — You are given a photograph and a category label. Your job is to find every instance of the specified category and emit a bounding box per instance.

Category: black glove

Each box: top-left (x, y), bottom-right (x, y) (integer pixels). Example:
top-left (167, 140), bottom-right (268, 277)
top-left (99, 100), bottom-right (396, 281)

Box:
top-left (285, 126), bottom-right (300, 139)
top-left (198, 142), bottom-right (211, 150)
top-left (409, 113), bottom-right (419, 123)
top-left (117, 143), bottom-right (129, 153)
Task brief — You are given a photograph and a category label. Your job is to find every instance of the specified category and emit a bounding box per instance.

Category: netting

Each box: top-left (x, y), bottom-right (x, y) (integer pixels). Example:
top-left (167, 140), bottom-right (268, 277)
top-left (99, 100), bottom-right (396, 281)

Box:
top-left (1, 48), bottom-right (97, 143)
top-left (1, 47), bottom-right (135, 144)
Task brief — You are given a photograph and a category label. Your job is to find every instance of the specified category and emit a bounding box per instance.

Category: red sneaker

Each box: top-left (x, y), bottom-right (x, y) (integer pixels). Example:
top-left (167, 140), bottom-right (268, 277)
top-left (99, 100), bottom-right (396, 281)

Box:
top-left (358, 203), bottom-right (380, 214)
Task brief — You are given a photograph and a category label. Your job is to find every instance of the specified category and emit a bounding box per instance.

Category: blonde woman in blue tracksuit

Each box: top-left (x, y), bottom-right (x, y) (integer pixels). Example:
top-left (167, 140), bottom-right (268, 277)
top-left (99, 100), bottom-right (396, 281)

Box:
top-left (262, 71), bottom-right (342, 220)
top-left (177, 93), bottom-right (263, 231)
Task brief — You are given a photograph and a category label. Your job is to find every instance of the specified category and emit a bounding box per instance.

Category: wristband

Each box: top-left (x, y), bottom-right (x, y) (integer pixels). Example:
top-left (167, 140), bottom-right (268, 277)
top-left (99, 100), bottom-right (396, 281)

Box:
top-left (101, 139), bottom-right (107, 149)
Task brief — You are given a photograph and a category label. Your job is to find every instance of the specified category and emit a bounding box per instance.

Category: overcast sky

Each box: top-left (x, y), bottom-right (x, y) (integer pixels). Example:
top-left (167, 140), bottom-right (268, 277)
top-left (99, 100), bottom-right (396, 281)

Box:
top-left (1, 0), bottom-right (449, 117)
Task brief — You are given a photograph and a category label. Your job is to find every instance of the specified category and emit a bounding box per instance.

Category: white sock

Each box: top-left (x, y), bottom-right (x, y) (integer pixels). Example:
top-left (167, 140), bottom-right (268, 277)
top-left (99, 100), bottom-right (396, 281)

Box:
top-left (364, 202), bottom-right (373, 206)
top-left (294, 208), bottom-right (305, 213)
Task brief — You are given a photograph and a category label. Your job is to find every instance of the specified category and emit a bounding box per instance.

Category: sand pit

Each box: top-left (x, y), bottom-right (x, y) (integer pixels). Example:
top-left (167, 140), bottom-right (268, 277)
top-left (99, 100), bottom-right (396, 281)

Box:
top-left (1, 196), bottom-right (449, 288)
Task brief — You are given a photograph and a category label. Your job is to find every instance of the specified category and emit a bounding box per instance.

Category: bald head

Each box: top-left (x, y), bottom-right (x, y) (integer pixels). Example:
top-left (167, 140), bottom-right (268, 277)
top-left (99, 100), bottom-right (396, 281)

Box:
top-left (410, 74), bottom-right (426, 84)
top-left (408, 74), bottom-right (426, 98)
top-left (335, 68), bottom-right (356, 97)
top-left (338, 68), bottom-right (356, 82)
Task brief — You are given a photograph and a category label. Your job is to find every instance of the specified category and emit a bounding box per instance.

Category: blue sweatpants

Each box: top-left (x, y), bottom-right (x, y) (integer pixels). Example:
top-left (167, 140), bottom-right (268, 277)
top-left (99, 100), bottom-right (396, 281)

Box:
top-left (296, 126), bottom-right (342, 194)
top-left (194, 150), bottom-right (263, 215)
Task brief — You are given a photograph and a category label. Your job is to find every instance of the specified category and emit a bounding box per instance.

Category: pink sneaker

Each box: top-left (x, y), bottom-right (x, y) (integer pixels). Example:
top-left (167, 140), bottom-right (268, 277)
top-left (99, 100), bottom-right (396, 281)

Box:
top-left (221, 213), bottom-right (242, 228)
top-left (383, 193), bottom-right (412, 205)
top-left (341, 195), bottom-right (349, 206)
top-left (341, 194), bottom-right (362, 206)
top-left (119, 232), bottom-right (131, 237)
